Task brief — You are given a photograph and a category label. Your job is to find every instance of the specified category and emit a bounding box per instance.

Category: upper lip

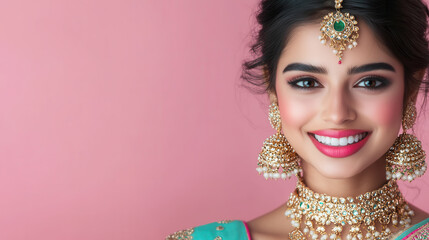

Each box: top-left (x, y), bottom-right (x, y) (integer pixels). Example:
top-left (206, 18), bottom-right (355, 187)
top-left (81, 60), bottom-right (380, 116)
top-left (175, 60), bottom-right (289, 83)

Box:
top-left (308, 129), bottom-right (369, 138)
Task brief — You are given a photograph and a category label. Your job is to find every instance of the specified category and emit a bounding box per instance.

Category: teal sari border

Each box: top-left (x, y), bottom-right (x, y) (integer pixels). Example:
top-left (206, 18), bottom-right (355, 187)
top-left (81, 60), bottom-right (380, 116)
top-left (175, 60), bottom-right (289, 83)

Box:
top-left (395, 218), bottom-right (429, 239)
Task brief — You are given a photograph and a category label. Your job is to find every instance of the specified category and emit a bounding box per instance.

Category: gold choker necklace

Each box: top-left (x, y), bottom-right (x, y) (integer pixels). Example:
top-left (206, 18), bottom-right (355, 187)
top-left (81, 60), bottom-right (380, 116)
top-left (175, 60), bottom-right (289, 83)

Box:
top-left (285, 178), bottom-right (413, 240)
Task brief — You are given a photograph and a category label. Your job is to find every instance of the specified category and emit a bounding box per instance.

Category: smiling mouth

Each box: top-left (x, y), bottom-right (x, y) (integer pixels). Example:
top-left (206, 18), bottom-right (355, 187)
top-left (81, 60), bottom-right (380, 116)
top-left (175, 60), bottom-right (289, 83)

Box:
top-left (310, 132), bottom-right (369, 147)
top-left (307, 130), bottom-right (371, 158)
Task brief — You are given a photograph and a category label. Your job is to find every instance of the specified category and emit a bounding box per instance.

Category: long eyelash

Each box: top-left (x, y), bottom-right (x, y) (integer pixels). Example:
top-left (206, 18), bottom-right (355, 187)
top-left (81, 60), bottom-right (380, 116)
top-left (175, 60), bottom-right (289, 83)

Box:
top-left (287, 77), bottom-right (321, 90)
top-left (355, 75), bottom-right (391, 91)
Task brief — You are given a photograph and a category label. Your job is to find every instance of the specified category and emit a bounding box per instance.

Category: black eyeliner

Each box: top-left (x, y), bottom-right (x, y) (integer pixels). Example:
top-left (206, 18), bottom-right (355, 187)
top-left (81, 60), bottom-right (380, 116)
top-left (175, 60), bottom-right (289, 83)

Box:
top-left (354, 76), bottom-right (391, 90)
top-left (287, 77), bottom-right (322, 89)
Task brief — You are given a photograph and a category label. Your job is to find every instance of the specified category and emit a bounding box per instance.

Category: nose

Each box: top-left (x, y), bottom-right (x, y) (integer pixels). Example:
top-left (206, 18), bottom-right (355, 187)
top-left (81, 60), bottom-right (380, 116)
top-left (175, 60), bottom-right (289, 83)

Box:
top-left (321, 87), bottom-right (357, 124)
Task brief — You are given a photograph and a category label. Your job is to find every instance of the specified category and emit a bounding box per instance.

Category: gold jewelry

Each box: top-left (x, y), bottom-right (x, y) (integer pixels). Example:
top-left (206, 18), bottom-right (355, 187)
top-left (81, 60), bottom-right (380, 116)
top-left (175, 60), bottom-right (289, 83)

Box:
top-left (385, 103), bottom-right (427, 182)
top-left (286, 178), bottom-right (414, 240)
top-left (256, 103), bottom-right (301, 179)
top-left (319, 0), bottom-right (359, 64)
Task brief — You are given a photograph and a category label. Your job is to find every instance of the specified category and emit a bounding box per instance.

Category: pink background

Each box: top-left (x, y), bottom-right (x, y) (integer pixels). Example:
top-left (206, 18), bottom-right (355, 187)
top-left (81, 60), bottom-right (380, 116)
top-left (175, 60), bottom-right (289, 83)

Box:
top-left (0, 0), bottom-right (428, 239)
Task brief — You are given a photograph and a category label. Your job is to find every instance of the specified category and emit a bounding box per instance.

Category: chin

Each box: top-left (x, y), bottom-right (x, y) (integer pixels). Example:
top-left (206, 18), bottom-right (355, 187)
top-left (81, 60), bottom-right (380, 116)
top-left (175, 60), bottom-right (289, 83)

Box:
top-left (304, 159), bottom-right (371, 180)
top-left (315, 168), bottom-right (361, 179)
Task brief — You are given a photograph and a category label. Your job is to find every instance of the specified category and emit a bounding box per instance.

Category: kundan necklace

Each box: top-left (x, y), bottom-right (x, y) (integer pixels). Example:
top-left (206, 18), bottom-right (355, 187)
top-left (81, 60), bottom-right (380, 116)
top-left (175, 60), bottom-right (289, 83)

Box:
top-left (285, 178), bottom-right (414, 240)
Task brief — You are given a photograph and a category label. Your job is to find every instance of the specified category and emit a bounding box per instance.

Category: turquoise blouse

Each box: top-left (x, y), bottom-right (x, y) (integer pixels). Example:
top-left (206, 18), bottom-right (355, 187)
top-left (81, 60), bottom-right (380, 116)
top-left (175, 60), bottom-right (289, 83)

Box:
top-left (166, 218), bottom-right (429, 240)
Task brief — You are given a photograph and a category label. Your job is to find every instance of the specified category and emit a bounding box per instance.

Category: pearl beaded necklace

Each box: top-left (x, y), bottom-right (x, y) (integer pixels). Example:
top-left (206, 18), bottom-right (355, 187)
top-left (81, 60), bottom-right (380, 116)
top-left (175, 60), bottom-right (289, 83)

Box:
top-left (285, 178), bottom-right (414, 240)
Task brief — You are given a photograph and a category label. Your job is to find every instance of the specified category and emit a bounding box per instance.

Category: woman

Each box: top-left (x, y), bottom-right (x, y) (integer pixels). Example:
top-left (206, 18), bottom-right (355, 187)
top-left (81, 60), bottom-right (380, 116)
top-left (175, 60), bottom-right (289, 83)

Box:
top-left (166, 0), bottom-right (429, 239)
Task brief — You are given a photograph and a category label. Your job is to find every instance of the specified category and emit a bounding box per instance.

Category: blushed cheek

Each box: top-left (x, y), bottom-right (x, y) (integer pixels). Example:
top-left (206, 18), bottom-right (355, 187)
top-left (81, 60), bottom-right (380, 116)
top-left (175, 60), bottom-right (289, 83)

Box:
top-left (278, 96), bottom-right (316, 128)
top-left (368, 97), bottom-right (403, 128)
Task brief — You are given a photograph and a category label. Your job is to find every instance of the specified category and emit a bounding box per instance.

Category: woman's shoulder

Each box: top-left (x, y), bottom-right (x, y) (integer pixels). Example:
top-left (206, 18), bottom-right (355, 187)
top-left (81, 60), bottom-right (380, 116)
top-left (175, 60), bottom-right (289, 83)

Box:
top-left (166, 220), bottom-right (251, 240)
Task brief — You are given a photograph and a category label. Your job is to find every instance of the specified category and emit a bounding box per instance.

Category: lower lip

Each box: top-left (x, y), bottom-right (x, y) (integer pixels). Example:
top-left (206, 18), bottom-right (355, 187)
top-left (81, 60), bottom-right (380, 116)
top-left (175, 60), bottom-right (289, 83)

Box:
top-left (309, 133), bottom-right (370, 158)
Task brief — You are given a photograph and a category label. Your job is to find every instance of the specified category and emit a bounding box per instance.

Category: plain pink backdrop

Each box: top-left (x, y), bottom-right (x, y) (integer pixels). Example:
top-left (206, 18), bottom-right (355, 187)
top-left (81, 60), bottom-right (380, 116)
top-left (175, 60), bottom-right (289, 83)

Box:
top-left (0, 0), bottom-right (428, 239)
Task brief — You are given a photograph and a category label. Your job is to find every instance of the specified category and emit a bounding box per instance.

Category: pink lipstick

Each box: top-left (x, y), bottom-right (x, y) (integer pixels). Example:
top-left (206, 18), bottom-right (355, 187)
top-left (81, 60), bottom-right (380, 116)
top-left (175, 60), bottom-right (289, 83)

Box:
top-left (308, 129), bottom-right (371, 158)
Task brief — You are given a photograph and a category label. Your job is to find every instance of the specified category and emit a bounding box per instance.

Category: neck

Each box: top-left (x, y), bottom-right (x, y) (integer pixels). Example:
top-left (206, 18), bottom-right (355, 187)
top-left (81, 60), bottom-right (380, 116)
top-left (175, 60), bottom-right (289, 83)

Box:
top-left (301, 157), bottom-right (387, 197)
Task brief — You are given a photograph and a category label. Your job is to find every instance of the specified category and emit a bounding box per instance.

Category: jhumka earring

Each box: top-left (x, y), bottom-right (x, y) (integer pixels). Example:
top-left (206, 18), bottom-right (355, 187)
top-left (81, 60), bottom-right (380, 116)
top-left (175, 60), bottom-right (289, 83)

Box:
top-left (319, 0), bottom-right (359, 64)
top-left (256, 103), bottom-right (301, 179)
top-left (386, 102), bottom-right (427, 181)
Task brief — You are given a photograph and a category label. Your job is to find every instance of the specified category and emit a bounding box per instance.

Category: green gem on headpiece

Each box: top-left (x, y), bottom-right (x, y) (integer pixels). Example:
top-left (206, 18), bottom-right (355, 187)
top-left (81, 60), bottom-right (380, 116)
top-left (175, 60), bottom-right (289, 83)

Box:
top-left (334, 20), bottom-right (345, 32)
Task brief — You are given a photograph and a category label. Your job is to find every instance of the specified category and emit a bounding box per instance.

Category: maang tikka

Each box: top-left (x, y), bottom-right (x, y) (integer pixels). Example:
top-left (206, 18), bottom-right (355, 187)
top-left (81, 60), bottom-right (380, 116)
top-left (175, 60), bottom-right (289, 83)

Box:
top-left (319, 0), bottom-right (359, 64)
top-left (256, 102), bottom-right (301, 179)
top-left (386, 102), bottom-right (427, 181)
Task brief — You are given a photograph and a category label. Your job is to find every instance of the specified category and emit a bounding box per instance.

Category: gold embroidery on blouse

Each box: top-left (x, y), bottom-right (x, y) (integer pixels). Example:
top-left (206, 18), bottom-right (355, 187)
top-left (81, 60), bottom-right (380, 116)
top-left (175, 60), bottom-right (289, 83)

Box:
top-left (217, 220), bottom-right (233, 224)
top-left (216, 225), bottom-right (224, 231)
top-left (165, 228), bottom-right (194, 240)
top-left (406, 222), bottom-right (429, 239)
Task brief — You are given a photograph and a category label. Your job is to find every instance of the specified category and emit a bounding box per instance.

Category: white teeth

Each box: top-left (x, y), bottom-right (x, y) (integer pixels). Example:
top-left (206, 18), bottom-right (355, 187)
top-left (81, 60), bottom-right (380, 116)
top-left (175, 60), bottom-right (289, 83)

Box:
top-left (314, 132), bottom-right (367, 146)
top-left (339, 137), bottom-right (348, 146)
top-left (331, 138), bottom-right (339, 146)
top-left (325, 137), bottom-right (331, 145)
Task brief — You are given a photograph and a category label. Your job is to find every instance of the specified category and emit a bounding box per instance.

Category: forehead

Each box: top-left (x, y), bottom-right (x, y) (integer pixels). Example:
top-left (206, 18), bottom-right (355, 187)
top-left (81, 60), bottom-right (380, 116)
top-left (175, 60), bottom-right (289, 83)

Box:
top-left (278, 22), bottom-right (403, 72)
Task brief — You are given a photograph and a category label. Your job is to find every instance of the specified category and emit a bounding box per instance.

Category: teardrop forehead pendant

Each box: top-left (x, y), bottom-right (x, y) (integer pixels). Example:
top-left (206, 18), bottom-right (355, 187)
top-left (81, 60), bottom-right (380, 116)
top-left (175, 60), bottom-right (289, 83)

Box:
top-left (319, 0), bottom-right (359, 64)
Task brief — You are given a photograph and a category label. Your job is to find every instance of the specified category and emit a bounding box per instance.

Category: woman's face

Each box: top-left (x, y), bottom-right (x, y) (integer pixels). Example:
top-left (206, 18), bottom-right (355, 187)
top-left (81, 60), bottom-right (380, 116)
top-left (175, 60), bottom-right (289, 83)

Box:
top-left (275, 22), bottom-right (404, 179)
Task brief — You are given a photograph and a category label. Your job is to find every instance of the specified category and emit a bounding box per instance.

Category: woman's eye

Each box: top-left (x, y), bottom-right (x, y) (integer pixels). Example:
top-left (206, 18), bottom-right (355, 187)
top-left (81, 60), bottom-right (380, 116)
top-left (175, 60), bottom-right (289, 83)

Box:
top-left (288, 78), bottom-right (321, 89)
top-left (354, 77), bottom-right (390, 90)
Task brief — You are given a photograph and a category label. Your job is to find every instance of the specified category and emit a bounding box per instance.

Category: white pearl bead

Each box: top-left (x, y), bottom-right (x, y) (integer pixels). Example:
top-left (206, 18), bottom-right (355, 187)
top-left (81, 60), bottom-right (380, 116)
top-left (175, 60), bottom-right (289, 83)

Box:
top-left (348, 45), bottom-right (353, 49)
top-left (357, 233), bottom-right (363, 239)
top-left (321, 40), bottom-right (326, 44)
top-left (353, 41), bottom-right (357, 46)
top-left (281, 173), bottom-right (287, 179)
top-left (263, 172), bottom-right (269, 179)
top-left (408, 175), bottom-right (414, 181)
top-left (330, 234), bottom-right (336, 239)
top-left (333, 50), bottom-right (338, 54)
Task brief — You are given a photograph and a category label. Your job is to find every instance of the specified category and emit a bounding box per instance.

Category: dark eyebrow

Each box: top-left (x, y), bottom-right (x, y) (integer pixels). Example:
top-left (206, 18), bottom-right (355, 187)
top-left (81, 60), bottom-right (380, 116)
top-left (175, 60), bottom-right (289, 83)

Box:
top-left (283, 63), bottom-right (327, 74)
top-left (348, 63), bottom-right (396, 74)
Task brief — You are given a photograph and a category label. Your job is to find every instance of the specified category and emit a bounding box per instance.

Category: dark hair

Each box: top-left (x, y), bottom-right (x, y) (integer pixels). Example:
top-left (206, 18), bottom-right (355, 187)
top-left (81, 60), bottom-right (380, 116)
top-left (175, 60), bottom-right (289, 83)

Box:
top-left (242, 0), bottom-right (429, 107)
